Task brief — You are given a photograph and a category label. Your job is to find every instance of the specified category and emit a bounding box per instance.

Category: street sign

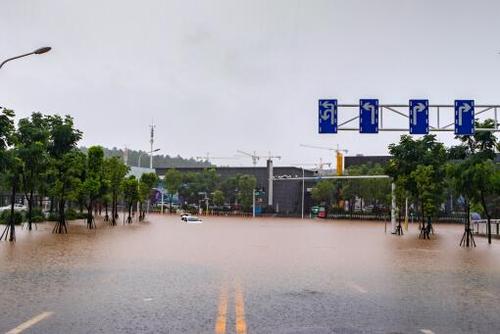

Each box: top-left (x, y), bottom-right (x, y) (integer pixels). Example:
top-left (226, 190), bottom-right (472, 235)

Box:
top-left (359, 99), bottom-right (379, 133)
top-left (318, 99), bottom-right (337, 133)
top-left (409, 99), bottom-right (429, 134)
top-left (454, 100), bottom-right (475, 135)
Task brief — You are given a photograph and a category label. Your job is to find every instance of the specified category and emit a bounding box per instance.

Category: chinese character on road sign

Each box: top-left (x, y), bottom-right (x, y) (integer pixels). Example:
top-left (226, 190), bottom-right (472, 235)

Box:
top-left (455, 100), bottom-right (475, 135)
top-left (359, 99), bottom-right (378, 133)
top-left (318, 99), bottom-right (337, 134)
top-left (409, 99), bottom-right (429, 134)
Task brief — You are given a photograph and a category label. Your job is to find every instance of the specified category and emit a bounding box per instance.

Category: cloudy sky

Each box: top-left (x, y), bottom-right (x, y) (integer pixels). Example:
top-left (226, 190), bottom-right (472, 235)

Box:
top-left (1, 0), bottom-right (499, 167)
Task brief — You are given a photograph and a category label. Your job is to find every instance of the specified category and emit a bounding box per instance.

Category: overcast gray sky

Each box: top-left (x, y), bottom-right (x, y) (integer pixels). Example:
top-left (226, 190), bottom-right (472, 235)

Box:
top-left (1, 0), bottom-right (499, 166)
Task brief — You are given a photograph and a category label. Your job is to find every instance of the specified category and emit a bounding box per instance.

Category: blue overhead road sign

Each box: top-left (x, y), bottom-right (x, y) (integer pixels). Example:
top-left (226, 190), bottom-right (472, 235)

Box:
top-left (359, 99), bottom-right (379, 133)
top-left (409, 99), bottom-right (429, 134)
top-left (454, 100), bottom-right (475, 135)
top-left (318, 99), bottom-right (337, 133)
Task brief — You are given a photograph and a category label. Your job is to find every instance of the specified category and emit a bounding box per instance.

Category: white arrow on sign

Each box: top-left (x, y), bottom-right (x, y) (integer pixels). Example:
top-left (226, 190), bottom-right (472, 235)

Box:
top-left (458, 103), bottom-right (472, 126)
top-left (412, 102), bottom-right (426, 125)
top-left (320, 101), bottom-right (336, 125)
top-left (362, 102), bottom-right (376, 125)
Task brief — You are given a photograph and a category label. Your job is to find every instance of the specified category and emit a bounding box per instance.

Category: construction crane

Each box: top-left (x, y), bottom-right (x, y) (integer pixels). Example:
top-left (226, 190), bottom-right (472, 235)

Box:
top-left (237, 150), bottom-right (282, 166)
top-left (300, 144), bottom-right (348, 176)
top-left (236, 150), bottom-right (259, 166)
top-left (196, 153), bottom-right (242, 163)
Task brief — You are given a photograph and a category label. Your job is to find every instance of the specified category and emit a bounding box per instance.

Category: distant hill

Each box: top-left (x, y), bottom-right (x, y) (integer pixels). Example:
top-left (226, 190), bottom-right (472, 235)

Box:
top-left (79, 147), bottom-right (212, 168)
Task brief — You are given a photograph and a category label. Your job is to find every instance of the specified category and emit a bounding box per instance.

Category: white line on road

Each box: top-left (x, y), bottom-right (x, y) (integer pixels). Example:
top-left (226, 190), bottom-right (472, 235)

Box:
top-left (6, 311), bottom-right (53, 334)
top-left (420, 329), bottom-right (435, 334)
top-left (347, 282), bottom-right (367, 294)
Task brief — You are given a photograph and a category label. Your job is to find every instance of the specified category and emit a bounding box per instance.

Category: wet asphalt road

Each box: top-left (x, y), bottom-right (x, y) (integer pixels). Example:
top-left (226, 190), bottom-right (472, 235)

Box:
top-left (1, 215), bottom-right (500, 334)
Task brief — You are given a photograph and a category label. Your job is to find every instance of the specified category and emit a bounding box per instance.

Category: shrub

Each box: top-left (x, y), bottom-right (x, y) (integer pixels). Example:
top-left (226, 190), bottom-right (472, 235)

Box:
top-left (0, 210), bottom-right (24, 225)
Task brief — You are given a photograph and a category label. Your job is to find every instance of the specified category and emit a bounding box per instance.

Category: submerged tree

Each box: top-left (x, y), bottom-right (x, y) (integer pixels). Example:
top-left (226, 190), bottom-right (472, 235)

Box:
top-left (387, 135), bottom-right (447, 235)
top-left (122, 175), bottom-right (139, 223)
top-left (104, 156), bottom-right (129, 225)
top-left (138, 172), bottom-right (158, 221)
top-left (165, 168), bottom-right (182, 212)
top-left (0, 149), bottom-right (23, 242)
top-left (80, 146), bottom-right (105, 229)
top-left (311, 180), bottom-right (335, 209)
top-left (238, 175), bottom-right (256, 212)
top-left (17, 113), bottom-right (50, 230)
top-left (47, 115), bottom-right (83, 233)
top-left (0, 108), bottom-right (16, 241)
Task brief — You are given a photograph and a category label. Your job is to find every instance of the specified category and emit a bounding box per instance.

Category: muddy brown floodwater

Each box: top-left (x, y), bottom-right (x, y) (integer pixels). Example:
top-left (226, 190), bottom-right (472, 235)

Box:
top-left (1, 215), bottom-right (500, 333)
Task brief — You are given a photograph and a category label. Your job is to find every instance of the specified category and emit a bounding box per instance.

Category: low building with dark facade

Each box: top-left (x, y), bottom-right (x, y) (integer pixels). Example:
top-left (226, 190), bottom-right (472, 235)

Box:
top-left (155, 164), bottom-right (317, 215)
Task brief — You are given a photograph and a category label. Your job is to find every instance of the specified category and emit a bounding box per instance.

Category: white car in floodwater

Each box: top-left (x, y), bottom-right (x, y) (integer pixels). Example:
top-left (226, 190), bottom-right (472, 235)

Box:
top-left (181, 214), bottom-right (202, 223)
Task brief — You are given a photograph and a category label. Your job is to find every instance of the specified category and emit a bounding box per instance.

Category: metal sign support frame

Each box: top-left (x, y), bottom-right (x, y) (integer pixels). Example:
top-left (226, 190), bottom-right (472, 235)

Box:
top-left (334, 104), bottom-right (500, 132)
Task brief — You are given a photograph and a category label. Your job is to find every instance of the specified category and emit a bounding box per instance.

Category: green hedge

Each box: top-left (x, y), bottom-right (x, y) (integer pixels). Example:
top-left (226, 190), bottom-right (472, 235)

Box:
top-left (0, 210), bottom-right (25, 225)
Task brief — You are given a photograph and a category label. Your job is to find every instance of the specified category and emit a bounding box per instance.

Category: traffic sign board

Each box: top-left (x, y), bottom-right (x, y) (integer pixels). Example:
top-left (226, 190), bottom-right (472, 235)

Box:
top-left (409, 99), bottom-right (429, 134)
top-left (455, 100), bottom-right (475, 135)
top-left (359, 99), bottom-right (379, 133)
top-left (318, 99), bottom-right (337, 133)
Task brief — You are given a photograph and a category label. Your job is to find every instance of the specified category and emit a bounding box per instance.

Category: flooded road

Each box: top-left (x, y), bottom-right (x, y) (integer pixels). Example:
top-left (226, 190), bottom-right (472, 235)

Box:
top-left (1, 215), bottom-right (500, 333)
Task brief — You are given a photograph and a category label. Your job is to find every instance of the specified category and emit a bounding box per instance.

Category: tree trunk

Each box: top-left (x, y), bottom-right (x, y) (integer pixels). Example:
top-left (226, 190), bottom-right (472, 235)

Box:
top-left (8, 175), bottom-right (18, 241)
top-left (127, 203), bottom-right (132, 223)
top-left (104, 202), bottom-right (109, 222)
top-left (111, 193), bottom-right (117, 226)
top-left (87, 200), bottom-right (94, 229)
top-left (27, 188), bottom-right (34, 231)
top-left (480, 191), bottom-right (492, 245)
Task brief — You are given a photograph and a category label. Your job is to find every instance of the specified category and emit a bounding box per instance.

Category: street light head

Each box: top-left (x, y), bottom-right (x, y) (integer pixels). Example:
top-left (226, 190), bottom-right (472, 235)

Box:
top-left (153, 148), bottom-right (161, 152)
top-left (34, 47), bottom-right (51, 55)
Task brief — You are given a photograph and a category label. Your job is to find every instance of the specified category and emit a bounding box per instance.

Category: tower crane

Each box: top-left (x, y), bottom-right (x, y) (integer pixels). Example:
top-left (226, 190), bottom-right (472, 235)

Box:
top-left (237, 150), bottom-right (281, 166)
top-left (196, 153), bottom-right (242, 164)
top-left (236, 150), bottom-right (259, 166)
top-left (299, 144), bottom-right (348, 175)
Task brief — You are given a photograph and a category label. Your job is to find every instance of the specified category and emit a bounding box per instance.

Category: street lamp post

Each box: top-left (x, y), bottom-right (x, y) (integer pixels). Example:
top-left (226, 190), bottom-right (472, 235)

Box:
top-left (0, 47), bottom-right (52, 69)
top-left (138, 149), bottom-right (160, 168)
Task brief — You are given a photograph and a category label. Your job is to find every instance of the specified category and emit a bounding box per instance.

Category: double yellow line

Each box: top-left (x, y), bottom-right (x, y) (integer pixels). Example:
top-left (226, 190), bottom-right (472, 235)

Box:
top-left (215, 283), bottom-right (247, 334)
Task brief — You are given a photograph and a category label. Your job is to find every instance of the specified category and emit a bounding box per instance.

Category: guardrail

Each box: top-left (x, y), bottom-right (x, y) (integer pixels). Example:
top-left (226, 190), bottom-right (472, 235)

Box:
top-left (472, 219), bottom-right (500, 235)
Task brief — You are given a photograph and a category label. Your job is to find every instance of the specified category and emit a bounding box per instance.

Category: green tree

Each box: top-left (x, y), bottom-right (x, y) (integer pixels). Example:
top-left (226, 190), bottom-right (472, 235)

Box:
top-left (212, 190), bottom-right (225, 207)
top-left (447, 160), bottom-right (477, 246)
top-left (0, 149), bottom-right (23, 242)
top-left (17, 113), bottom-right (50, 230)
top-left (387, 134), bottom-right (447, 229)
top-left (0, 108), bottom-right (15, 167)
top-left (138, 172), bottom-right (158, 220)
top-left (0, 108), bottom-right (16, 241)
top-left (122, 175), bottom-right (139, 223)
top-left (80, 146), bottom-right (105, 229)
top-left (104, 156), bottom-right (129, 225)
top-left (448, 119), bottom-right (499, 243)
top-left (238, 175), bottom-right (256, 212)
top-left (311, 180), bottom-right (335, 208)
top-left (411, 165), bottom-right (441, 237)
top-left (467, 158), bottom-right (500, 244)
top-left (165, 169), bottom-right (182, 212)
top-left (454, 119), bottom-right (498, 160)
top-left (47, 115), bottom-right (83, 233)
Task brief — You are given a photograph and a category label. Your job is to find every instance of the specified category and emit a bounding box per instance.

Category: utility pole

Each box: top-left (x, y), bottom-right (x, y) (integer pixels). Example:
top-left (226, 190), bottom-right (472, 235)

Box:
top-left (149, 121), bottom-right (155, 169)
top-left (252, 189), bottom-right (256, 218)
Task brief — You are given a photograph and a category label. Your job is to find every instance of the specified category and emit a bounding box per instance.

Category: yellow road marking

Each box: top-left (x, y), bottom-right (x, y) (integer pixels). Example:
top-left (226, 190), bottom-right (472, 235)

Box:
top-left (235, 284), bottom-right (247, 334)
top-left (215, 287), bottom-right (228, 334)
top-left (6, 311), bottom-right (53, 334)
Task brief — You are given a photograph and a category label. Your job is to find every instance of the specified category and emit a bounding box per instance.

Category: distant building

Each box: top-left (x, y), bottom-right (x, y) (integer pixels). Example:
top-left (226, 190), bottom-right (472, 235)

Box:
top-left (155, 165), bottom-right (317, 215)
